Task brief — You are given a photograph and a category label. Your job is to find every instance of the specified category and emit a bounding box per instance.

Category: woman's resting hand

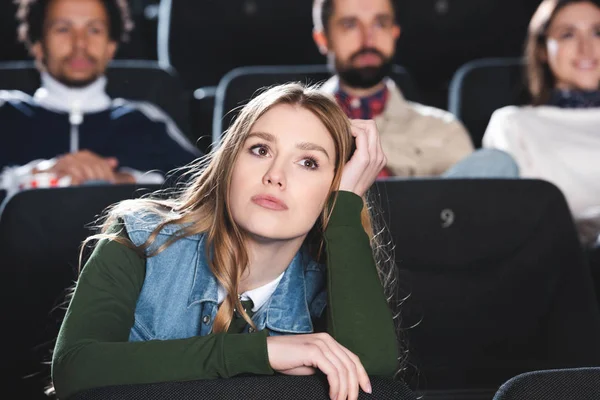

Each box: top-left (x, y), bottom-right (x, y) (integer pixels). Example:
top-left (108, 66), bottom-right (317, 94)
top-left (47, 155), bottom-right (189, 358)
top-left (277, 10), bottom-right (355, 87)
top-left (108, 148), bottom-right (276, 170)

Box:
top-left (266, 332), bottom-right (372, 400)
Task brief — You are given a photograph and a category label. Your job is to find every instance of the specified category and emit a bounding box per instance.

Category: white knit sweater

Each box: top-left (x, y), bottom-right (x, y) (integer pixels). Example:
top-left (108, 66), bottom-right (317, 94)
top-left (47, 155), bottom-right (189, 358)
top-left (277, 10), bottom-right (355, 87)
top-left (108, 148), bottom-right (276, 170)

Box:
top-left (483, 105), bottom-right (600, 246)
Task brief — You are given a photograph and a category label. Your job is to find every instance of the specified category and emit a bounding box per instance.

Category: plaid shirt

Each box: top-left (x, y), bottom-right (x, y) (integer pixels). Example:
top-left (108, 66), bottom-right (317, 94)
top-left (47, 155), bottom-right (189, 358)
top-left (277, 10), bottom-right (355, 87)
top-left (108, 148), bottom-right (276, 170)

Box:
top-left (335, 84), bottom-right (389, 120)
top-left (334, 82), bottom-right (393, 178)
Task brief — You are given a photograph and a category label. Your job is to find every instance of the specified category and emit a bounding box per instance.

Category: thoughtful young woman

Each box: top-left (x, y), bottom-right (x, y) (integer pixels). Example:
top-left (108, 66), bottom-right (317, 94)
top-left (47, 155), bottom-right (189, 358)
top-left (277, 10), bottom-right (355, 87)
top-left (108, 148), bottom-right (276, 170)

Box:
top-left (51, 83), bottom-right (402, 400)
top-left (483, 0), bottom-right (600, 246)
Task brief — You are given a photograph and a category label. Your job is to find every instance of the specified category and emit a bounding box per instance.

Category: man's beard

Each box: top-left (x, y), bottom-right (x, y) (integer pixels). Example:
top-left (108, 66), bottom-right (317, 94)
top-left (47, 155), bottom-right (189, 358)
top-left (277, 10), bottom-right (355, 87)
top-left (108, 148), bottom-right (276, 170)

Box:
top-left (335, 48), bottom-right (394, 89)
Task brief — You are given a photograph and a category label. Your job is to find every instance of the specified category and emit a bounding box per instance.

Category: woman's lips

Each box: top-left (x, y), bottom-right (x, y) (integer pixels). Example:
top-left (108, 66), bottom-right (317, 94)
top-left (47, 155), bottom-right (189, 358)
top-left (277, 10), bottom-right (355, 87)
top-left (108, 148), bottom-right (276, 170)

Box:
top-left (574, 59), bottom-right (598, 70)
top-left (251, 195), bottom-right (288, 211)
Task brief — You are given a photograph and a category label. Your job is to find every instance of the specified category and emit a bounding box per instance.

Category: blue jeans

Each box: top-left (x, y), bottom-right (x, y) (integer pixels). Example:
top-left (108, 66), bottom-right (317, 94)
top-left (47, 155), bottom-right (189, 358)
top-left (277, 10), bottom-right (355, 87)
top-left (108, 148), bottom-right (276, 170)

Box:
top-left (442, 149), bottom-right (519, 179)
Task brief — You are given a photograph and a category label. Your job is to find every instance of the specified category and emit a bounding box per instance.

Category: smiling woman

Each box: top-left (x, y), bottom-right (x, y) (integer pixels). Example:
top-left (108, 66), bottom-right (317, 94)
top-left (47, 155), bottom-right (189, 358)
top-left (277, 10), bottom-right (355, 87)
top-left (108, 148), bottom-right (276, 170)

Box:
top-left (525, 0), bottom-right (600, 104)
top-left (51, 83), bottom-right (404, 400)
top-left (483, 0), bottom-right (600, 246)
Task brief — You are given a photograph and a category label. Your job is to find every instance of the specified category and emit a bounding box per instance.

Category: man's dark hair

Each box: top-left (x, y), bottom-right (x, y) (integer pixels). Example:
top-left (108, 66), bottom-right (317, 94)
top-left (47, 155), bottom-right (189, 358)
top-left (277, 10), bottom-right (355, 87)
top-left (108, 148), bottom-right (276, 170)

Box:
top-left (15, 0), bottom-right (134, 51)
top-left (312, 0), bottom-right (397, 33)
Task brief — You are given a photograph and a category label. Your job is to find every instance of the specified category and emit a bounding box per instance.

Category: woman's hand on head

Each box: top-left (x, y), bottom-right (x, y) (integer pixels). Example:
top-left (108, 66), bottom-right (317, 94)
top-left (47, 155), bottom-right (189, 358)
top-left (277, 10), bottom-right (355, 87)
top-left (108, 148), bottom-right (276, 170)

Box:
top-left (339, 120), bottom-right (387, 197)
top-left (266, 333), bottom-right (371, 400)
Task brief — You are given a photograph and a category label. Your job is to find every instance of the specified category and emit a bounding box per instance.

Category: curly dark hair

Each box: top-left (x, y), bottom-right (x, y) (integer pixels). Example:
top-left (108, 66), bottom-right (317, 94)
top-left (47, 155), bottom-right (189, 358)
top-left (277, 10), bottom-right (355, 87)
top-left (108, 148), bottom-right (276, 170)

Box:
top-left (15, 0), bottom-right (134, 51)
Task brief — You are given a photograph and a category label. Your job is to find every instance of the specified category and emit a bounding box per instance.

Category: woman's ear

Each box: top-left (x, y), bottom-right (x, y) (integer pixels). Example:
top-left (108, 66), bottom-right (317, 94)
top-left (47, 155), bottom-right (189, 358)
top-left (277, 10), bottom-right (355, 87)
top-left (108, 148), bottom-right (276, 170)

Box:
top-left (538, 36), bottom-right (554, 63)
top-left (538, 46), bottom-right (548, 63)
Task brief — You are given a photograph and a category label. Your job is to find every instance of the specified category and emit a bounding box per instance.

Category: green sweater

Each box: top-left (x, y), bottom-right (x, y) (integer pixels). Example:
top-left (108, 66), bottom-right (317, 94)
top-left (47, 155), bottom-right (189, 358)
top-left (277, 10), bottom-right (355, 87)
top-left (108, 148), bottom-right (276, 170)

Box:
top-left (52, 191), bottom-right (399, 399)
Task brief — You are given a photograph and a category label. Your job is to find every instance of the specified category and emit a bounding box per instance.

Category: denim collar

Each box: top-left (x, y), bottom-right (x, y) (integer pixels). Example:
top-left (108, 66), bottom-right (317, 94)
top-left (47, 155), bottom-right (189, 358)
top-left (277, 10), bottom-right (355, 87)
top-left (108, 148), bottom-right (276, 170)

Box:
top-left (187, 237), bottom-right (314, 334)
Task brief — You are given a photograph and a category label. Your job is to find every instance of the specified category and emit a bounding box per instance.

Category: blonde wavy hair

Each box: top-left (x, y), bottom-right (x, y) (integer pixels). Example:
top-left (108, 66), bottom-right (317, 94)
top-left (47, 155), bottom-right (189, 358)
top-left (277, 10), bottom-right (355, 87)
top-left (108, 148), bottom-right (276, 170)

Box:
top-left (81, 83), bottom-right (402, 361)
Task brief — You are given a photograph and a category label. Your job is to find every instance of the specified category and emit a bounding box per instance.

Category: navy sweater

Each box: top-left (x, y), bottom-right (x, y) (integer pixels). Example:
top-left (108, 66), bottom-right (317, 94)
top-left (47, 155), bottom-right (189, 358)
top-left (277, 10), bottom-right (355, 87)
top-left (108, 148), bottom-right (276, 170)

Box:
top-left (0, 91), bottom-right (201, 175)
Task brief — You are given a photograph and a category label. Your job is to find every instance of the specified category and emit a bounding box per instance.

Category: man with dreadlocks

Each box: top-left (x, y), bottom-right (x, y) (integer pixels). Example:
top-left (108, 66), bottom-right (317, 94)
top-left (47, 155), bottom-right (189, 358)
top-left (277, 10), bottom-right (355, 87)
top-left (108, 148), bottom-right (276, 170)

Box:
top-left (0, 0), bottom-right (200, 192)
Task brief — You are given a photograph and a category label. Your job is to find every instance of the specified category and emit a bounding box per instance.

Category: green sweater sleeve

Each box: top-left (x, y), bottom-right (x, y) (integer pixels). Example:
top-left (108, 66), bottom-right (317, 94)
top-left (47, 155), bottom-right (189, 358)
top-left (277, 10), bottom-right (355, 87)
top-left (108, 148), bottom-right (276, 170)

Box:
top-left (324, 190), bottom-right (399, 377)
top-left (52, 227), bottom-right (273, 400)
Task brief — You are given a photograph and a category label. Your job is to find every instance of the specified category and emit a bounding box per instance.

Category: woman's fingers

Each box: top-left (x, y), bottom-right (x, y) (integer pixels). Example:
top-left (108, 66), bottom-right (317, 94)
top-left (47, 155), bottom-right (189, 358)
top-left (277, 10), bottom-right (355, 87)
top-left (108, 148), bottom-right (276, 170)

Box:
top-left (350, 120), bottom-right (384, 169)
top-left (353, 120), bottom-right (385, 170)
top-left (313, 339), bottom-right (352, 400)
top-left (349, 123), bottom-right (370, 165)
top-left (307, 344), bottom-right (343, 400)
top-left (266, 334), bottom-right (370, 400)
top-left (352, 120), bottom-right (379, 162)
top-left (323, 334), bottom-right (371, 399)
top-left (341, 119), bottom-right (387, 196)
top-left (341, 347), bottom-right (372, 395)
top-left (317, 337), bottom-right (361, 400)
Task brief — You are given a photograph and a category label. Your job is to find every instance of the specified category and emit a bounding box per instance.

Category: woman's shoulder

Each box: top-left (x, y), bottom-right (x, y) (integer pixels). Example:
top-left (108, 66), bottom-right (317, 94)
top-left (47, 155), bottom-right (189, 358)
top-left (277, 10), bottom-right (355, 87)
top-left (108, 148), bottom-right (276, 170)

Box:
top-left (117, 206), bottom-right (202, 248)
top-left (483, 106), bottom-right (531, 148)
top-left (121, 209), bottom-right (175, 235)
top-left (491, 104), bottom-right (600, 125)
top-left (489, 104), bottom-right (536, 122)
top-left (485, 105), bottom-right (546, 137)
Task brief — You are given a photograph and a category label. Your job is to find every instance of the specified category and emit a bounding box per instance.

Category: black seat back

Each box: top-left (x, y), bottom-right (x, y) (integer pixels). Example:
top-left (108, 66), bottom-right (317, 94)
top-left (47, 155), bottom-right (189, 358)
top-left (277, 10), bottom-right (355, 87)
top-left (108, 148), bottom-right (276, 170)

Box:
top-left (69, 375), bottom-right (416, 400)
top-left (0, 185), bottom-right (161, 399)
top-left (372, 178), bottom-right (600, 391)
top-left (447, 58), bottom-right (529, 147)
top-left (492, 367), bottom-right (600, 400)
top-left (157, 0), bottom-right (323, 89)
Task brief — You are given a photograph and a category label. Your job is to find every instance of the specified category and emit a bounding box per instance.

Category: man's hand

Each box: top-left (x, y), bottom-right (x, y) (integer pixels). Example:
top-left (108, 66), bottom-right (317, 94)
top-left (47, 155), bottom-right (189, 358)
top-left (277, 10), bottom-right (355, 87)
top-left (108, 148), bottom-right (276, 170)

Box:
top-left (41, 150), bottom-right (119, 185)
top-left (114, 172), bottom-right (136, 184)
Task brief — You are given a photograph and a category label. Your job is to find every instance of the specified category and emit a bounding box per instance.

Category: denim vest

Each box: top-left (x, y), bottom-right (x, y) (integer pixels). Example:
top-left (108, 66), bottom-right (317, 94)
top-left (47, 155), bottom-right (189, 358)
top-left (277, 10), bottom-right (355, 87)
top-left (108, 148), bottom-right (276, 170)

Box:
top-left (122, 211), bottom-right (327, 341)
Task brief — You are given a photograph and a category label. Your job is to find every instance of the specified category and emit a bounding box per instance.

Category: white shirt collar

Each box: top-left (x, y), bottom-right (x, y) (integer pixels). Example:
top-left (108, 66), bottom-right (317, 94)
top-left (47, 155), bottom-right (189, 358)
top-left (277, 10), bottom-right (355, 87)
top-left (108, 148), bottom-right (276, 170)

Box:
top-left (33, 72), bottom-right (112, 114)
top-left (217, 272), bottom-right (285, 312)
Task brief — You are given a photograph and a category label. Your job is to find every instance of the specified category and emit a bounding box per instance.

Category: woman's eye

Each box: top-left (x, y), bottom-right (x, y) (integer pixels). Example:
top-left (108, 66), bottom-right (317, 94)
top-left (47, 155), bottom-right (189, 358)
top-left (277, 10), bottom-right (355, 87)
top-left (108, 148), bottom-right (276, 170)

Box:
top-left (250, 145), bottom-right (269, 157)
top-left (299, 158), bottom-right (319, 170)
top-left (559, 31), bottom-right (574, 39)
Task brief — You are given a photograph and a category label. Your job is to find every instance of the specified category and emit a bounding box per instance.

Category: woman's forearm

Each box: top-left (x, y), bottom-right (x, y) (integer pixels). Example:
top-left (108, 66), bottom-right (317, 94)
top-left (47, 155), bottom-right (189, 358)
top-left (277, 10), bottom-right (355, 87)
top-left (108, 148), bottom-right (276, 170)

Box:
top-left (323, 190), bottom-right (399, 377)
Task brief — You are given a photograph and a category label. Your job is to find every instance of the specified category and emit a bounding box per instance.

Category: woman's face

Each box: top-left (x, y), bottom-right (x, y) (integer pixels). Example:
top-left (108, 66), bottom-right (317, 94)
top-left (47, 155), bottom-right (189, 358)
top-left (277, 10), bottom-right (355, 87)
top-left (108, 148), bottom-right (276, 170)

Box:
top-left (229, 104), bottom-right (337, 242)
top-left (545, 2), bottom-right (600, 91)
